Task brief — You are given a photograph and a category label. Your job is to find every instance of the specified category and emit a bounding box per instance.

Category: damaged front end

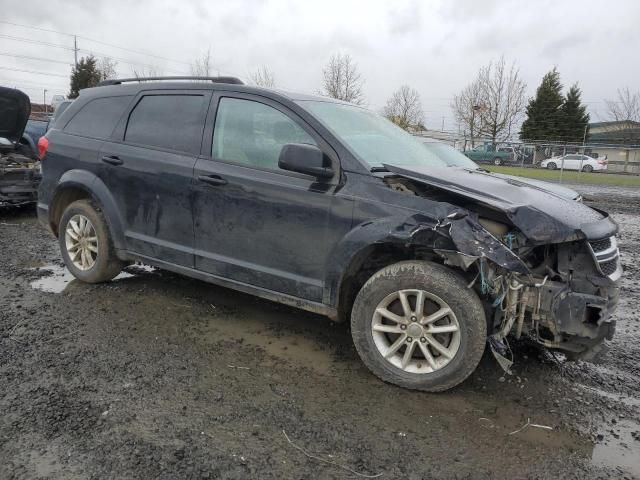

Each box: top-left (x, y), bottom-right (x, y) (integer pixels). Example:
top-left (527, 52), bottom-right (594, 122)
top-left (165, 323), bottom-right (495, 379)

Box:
top-left (0, 152), bottom-right (41, 207)
top-left (382, 164), bottom-right (621, 362)
top-left (0, 86), bottom-right (39, 207)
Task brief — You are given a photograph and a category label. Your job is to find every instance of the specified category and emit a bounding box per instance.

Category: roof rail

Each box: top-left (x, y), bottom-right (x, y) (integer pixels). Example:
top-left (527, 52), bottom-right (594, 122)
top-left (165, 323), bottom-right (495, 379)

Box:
top-left (97, 76), bottom-right (244, 86)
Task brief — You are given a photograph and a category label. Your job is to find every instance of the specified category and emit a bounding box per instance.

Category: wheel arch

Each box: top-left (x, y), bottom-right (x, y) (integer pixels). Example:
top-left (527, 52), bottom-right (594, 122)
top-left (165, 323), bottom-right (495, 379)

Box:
top-left (49, 170), bottom-right (126, 250)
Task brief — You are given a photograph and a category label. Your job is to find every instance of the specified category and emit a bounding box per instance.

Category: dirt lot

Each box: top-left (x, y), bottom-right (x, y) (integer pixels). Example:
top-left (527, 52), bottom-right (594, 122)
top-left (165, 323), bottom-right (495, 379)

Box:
top-left (1, 187), bottom-right (639, 480)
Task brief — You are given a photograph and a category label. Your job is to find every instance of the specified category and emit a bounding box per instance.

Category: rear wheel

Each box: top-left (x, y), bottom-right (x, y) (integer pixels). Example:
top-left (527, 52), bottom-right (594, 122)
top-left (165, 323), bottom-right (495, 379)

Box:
top-left (59, 199), bottom-right (124, 283)
top-left (493, 157), bottom-right (503, 166)
top-left (546, 162), bottom-right (557, 170)
top-left (350, 261), bottom-right (486, 392)
top-left (582, 164), bottom-right (594, 173)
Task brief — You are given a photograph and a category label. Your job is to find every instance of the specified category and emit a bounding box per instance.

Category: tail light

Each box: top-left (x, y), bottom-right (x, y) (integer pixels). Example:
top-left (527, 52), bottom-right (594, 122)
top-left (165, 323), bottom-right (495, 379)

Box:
top-left (37, 136), bottom-right (49, 159)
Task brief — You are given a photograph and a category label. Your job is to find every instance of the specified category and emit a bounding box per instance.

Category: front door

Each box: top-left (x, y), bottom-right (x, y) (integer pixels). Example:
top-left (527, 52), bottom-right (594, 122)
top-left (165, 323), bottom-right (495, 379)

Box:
top-left (192, 94), bottom-right (340, 301)
top-left (100, 90), bottom-right (211, 266)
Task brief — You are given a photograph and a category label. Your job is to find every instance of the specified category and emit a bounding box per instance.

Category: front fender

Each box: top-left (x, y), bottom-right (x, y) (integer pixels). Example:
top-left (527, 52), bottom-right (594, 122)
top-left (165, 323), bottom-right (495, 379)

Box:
top-left (51, 170), bottom-right (126, 250)
top-left (324, 211), bottom-right (529, 308)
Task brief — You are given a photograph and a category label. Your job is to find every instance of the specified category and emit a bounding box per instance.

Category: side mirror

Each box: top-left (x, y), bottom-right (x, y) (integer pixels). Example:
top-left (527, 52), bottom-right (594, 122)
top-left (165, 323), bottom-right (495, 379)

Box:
top-left (278, 143), bottom-right (334, 179)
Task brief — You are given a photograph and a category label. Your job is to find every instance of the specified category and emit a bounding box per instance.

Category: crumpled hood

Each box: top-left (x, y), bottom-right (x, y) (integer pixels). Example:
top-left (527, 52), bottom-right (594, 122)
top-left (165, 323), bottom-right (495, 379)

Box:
top-left (383, 163), bottom-right (617, 243)
top-left (0, 86), bottom-right (31, 146)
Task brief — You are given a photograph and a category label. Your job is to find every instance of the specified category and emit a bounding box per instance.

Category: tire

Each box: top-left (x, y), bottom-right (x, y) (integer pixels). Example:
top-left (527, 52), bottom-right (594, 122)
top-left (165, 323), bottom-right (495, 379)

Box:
top-left (493, 157), bottom-right (503, 166)
top-left (546, 162), bottom-right (557, 170)
top-left (58, 199), bottom-right (124, 283)
top-left (350, 261), bottom-right (486, 392)
top-left (582, 164), bottom-right (593, 173)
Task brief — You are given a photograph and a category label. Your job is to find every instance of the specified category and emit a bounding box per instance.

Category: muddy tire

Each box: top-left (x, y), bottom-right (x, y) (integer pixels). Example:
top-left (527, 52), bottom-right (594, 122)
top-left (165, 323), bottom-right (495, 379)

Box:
top-left (58, 199), bottom-right (124, 283)
top-left (350, 261), bottom-right (486, 392)
top-left (546, 162), bottom-right (557, 170)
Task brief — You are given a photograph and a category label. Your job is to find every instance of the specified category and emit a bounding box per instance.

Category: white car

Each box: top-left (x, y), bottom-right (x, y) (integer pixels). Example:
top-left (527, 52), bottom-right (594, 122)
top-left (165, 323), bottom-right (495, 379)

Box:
top-left (540, 154), bottom-right (607, 172)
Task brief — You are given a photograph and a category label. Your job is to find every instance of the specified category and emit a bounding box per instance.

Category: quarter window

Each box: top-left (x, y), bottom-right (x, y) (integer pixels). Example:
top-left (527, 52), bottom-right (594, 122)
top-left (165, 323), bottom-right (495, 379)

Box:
top-left (65, 96), bottom-right (132, 139)
top-left (212, 97), bottom-right (316, 170)
top-left (125, 95), bottom-right (206, 154)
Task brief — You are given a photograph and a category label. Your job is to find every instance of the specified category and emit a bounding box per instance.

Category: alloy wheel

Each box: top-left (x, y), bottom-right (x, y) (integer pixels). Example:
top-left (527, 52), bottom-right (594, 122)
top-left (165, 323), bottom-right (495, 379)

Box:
top-left (371, 289), bottom-right (461, 374)
top-left (64, 214), bottom-right (99, 271)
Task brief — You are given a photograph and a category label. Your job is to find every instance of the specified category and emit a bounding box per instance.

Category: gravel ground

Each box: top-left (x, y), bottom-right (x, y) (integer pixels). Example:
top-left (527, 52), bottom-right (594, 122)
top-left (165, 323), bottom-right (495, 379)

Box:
top-left (1, 187), bottom-right (638, 479)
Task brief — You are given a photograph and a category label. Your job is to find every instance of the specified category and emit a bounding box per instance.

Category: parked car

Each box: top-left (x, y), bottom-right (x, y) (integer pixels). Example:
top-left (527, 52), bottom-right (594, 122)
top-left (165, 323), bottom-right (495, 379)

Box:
top-left (21, 119), bottom-right (48, 159)
top-left (540, 154), bottom-right (607, 172)
top-left (51, 94), bottom-right (67, 111)
top-left (420, 140), bottom-right (581, 201)
top-left (463, 144), bottom-right (515, 165)
top-left (37, 77), bottom-right (621, 392)
top-left (0, 87), bottom-right (41, 206)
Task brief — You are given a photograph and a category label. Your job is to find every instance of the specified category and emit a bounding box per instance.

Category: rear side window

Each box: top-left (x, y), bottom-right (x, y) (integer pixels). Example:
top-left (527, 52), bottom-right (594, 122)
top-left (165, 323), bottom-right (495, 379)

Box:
top-left (125, 95), bottom-right (206, 154)
top-left (65, 96), bottom-right (132, 139)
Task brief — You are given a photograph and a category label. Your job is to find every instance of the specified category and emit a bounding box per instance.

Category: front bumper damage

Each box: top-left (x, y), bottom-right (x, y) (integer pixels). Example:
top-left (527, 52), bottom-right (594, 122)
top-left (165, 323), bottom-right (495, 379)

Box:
top-left (459, 233), bottom-right (621, 362)
top-left (0, 152), bottom-right (41, 207)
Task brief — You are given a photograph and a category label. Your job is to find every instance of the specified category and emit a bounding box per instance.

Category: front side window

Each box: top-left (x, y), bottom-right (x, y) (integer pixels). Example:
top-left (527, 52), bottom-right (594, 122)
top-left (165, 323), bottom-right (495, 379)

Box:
top-left (65, 96), bottom-right (132, 139)
top-left (125, 95), bottom-right (206, 154)
top-left (212, 97), bottom-right (316, 170)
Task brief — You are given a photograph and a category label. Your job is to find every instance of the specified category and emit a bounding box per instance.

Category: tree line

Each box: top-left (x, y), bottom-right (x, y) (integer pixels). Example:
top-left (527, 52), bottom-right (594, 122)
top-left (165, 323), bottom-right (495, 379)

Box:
top-left (67, 52), bottom-right (639, 144)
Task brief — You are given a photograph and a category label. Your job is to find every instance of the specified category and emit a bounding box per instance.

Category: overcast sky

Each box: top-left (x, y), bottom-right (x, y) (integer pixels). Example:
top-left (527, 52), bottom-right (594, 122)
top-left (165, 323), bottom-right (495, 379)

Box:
top-left (1, 0), bottom-right (638, 130)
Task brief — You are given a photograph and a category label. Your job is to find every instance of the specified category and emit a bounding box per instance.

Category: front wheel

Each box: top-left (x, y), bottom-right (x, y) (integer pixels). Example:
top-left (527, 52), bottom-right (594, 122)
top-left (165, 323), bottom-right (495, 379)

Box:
top-left (546, 162), bottom-right (557, 170)
top-left (493, 157), bottom-right (503, 166)
top-left (59, 199), bottom-right (124, 283)
top-left (350, 261), bottom-right (487, 392)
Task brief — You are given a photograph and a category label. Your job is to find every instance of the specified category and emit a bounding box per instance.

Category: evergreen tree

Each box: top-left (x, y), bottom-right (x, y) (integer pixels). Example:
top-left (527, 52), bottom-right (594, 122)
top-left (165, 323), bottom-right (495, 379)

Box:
top-left (520, 68), bottom-right (564, 141)
top-left (68, 56), bottom-right (101, 99)
top-left (560, 83), bottom-right (590, 143)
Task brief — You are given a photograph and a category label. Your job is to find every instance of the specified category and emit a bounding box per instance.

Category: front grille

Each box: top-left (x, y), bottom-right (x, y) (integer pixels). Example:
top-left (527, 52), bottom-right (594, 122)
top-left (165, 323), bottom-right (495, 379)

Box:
top-left (600, 258), bottom-right (618, 276)
top-left (589, 238), bottom-right (611, 253)
top-left (587, 236), bottom-right (621, 280)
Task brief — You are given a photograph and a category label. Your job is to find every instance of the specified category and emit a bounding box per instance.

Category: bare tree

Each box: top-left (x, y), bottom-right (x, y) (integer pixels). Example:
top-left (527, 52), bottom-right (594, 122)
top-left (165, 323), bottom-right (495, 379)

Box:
top-left (451, 79), bottom-right (483, 147)
top-left (321, 53), bottom-right (365, 105)
top-left (453, 56), bottom-right (526, 145)
top-left (382, 85), bottom-right (424, 131)
top-left (250, 66), bottom-right (276, 88)
top-left (132, 65), bottom-right (163, 78)
top-left (605, 87), bottom-right (640, 122)
top-left (190, 48), bottom-right (214, 77)
top-left (97, 57), bottom-right (118, 81)
top-left (476, 57), bottom-right (526, 144)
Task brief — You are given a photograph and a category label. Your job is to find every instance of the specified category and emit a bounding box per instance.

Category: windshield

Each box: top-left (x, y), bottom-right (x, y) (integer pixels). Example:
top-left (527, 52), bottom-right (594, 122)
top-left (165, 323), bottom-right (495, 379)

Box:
top-left (299, 100), bottom-right (447, 169)
top-left (422, 142), bottom-right (479, 169)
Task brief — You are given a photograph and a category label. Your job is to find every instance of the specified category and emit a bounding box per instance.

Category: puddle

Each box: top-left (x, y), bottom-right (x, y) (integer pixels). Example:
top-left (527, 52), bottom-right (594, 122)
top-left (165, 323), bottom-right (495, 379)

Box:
top-left (30, 263), bottom-right (155, 293)
top-left (591, 419), bottom-right (640, 477)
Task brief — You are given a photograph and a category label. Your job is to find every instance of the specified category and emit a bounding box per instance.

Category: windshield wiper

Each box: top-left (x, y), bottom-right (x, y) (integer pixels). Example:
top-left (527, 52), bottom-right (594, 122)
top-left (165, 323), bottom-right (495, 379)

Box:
top-left (370, 166), bottom-right (389, 172)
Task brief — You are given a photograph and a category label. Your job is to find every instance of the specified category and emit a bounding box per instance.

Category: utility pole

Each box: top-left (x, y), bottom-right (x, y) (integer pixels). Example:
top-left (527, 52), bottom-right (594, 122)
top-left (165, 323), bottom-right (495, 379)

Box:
top-left (73, 35), bottom-right (78, 69)
top-left (43, 89), bottom-right (47, 115)
top-left (441, 116), bottom-right (445, 132)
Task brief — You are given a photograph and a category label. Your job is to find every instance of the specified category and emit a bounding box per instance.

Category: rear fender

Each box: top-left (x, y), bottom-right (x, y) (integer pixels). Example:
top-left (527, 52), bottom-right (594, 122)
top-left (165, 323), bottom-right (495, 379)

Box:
top-left (51, 170), bottom-right (125, 250)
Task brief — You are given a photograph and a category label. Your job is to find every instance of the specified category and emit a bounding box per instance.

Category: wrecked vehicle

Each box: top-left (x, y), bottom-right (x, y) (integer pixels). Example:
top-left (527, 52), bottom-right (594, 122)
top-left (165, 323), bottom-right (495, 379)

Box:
top-left (37, 77), bottom-right (621, 392)
top-left (0, 87), bottom-right (41, 207)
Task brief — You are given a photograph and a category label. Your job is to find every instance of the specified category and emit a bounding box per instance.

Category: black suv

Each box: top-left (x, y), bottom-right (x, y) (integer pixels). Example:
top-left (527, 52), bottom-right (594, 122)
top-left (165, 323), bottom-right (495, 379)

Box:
top-left (37, 77), bottom-right (621, 392)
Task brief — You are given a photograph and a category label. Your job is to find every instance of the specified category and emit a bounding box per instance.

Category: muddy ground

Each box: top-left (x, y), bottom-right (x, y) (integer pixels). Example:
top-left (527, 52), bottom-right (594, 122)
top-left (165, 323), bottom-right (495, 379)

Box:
top-left (1, 186), bottom-right (638, 480)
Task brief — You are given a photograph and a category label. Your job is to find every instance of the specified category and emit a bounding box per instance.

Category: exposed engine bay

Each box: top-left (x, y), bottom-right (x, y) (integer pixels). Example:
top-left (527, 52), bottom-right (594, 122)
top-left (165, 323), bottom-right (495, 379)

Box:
top-left (382, 169), bottom-right (621, 364)
top-left (0, 151), bottom-right (41, 207)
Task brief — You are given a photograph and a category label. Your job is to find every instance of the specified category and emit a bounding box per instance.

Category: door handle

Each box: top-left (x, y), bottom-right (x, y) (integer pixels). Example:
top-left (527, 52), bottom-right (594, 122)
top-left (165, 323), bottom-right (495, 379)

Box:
top-left (197, 174), bottom-right (227, 186)
top-left (101, 155), bottom-right (123, 166)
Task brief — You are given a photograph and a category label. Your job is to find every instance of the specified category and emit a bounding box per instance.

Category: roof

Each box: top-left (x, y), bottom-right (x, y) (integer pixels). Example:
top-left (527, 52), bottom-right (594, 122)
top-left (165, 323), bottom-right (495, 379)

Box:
top-left (589, 120), bottom-right (640, 128)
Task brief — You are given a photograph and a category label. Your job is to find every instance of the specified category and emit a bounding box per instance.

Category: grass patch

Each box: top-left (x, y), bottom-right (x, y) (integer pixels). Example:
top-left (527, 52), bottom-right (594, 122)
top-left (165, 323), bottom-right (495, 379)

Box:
top-left (486, 166), bottom-right (640, 187)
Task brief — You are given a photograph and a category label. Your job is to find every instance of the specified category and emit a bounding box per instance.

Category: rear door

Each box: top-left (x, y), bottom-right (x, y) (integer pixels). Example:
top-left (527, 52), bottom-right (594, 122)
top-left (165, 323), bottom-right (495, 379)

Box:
top-left (192, 93), bottom-right (342, 301)
top-left (100, 90), bottom-right (211, 266)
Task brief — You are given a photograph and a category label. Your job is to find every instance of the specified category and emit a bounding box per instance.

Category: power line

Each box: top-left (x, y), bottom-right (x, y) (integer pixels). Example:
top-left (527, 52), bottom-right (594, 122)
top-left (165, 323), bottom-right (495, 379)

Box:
top-left (0, 77), bottom-right (67, 89)
top-left (0, 66), bottom-right (68, 78)
top-left (0, 20), bottom-right (192, 67)
top-left (0, 52), bottom-right (72, 65)
top-left (0, 33), bottom-right (74, 51)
